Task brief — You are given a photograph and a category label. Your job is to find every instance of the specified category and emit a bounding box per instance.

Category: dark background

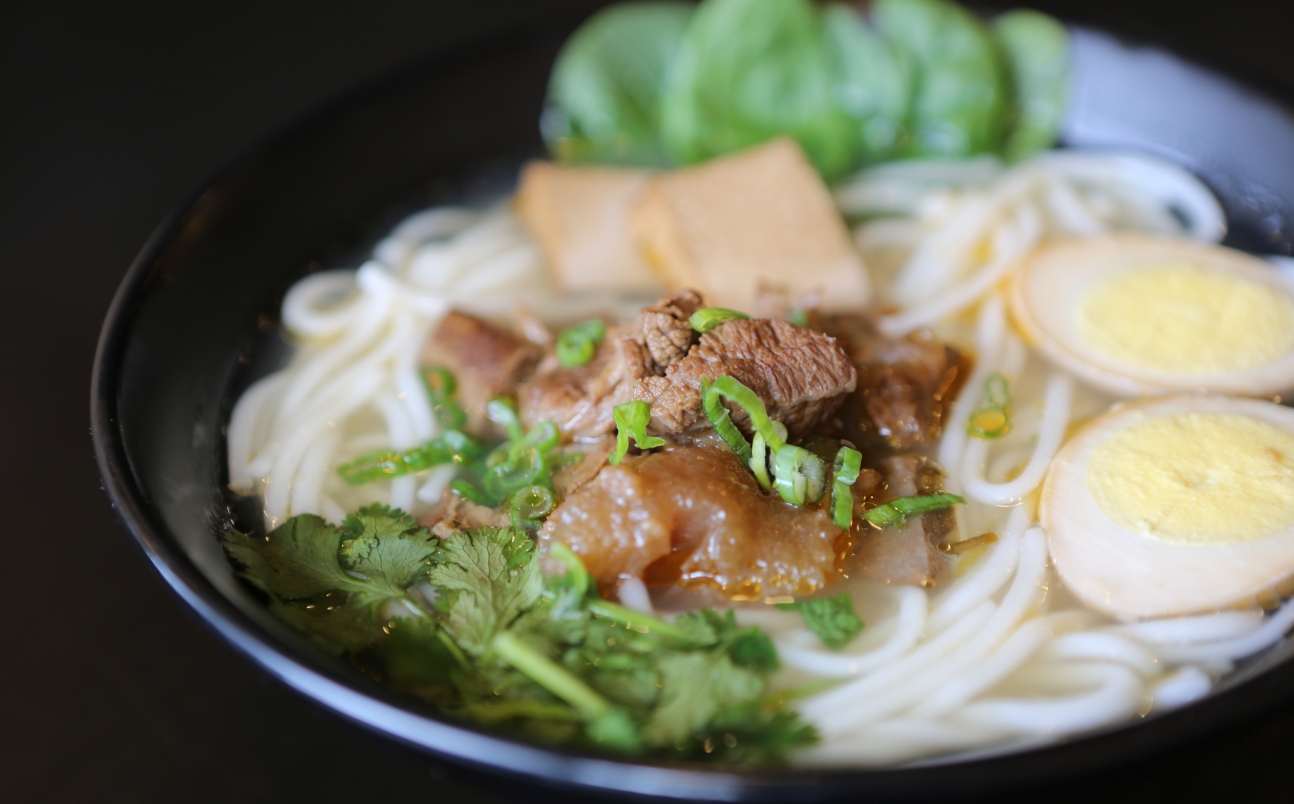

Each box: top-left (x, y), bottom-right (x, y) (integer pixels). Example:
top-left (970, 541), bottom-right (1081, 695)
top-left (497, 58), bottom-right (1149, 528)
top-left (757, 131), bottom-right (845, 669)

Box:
top-left (5, 1), bottom-right (1294, 801)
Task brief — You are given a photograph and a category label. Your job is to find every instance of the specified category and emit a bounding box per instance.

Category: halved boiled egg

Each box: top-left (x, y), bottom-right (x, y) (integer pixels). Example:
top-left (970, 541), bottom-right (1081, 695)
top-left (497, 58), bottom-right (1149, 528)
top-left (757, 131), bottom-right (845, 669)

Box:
top-left (1010, 233), bottom-right (1294, 397)
top-left (1043, 394), bottom-right (1294, 619)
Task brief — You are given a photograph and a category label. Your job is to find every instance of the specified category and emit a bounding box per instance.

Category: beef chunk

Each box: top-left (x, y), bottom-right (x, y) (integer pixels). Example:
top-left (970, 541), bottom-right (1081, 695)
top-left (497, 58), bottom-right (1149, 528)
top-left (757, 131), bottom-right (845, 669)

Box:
top-left (420, 311), bottom-right (541, 432)
top-left (821, 315), bottom-right (967, 449)
top-left (550, 436), bottom-right (615, 500)
top-left (542, 447), bottom-right (844, 600)
top-left (851, 454), bottom-right (955, 587)
top-left (516, 327), bottom-right (640, 439)
top-left (634, 318), bottom-right (856, 436)
top-left (422, 493), bottom-right (510, 537)
top-left (637, 289), bottom-right (704, 372)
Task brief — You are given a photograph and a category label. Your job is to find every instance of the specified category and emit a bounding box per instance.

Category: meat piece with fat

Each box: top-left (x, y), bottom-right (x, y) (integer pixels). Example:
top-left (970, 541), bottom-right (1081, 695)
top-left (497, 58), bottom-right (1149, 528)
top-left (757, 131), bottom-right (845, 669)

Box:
top-left (851, 454), bottom-right (955, 587)
top-left (542, 446), bottom-right (845, 600)
top-left (420, 310), bottom-right (541, 433)
top-left (821, 315), bottom-right (967, 449)
top-left (634, 318), bottom-right (856, 436)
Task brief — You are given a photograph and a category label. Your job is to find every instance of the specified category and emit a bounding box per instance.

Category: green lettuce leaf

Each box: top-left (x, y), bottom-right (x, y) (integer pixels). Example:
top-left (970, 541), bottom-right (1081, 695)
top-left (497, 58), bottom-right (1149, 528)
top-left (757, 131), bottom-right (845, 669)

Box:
top-left (544, 2), bottom-right (694, 166)
top-left (994, 9), bottom-right (1070, 162)
top-left (660, 0), bottom-right (856, 177)
top-left (873, 0), bottom-right (1009, 158)
top-left (823, 3), bottom-right (912, 164)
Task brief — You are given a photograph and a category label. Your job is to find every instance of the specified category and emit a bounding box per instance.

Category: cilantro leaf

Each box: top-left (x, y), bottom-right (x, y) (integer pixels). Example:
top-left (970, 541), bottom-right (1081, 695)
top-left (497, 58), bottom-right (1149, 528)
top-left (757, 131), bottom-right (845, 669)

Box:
top-left (777, 593), bottom-right (864, 650)
top-left (269, 598), bottom-right (379, 655)
top-left (684, 704), bottom-right (818, 764)
top-left (224, 516), bottom-right (363, 601)
top-left (643, 652), bottom-right (765, 746)
top-left (674, 609), bottom-right (779, 671)
top-left (427, 527), bottom-right (543, 655)
top-left (338, 504), bottom-right (438, 602)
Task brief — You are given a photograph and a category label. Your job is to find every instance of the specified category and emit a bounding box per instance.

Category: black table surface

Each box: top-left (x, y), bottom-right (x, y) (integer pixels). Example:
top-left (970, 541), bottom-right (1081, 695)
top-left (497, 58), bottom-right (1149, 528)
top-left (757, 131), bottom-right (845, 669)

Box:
top-left (7, 1), bottom-right (1294, 801)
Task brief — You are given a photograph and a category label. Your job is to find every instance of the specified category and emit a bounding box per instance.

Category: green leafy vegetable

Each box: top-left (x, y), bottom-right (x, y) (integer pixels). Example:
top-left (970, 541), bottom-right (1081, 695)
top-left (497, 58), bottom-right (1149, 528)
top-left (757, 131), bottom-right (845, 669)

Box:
top-left (872, 0), bottom-right (1009, 158)
top-left (544, 2), bottom-right (694, 166)
top-left (660, 0), bottom-right (856, 177)
top-left (610, 400), bottom-right (666, 465)
top-left (228, 508), bottom-right (814, 764)
top-left (863, 493), bottom-right (966, 529)
top-left (968, 371), bottom-right (1012, 439)
top-left (994, 9), bottom-right (1069, 162)
top-left (556, 318), bottom-right (608, 367)
top-left (823, 2), bottom-right (912, 163)
top-left (830, 446), bottom-right (863, 529)
top-left (689, 307), bottom-right (750, 333)
top-left (428, 526), bottom-right (543, 656)
top-left (776, 593), bottom-right (864, 649)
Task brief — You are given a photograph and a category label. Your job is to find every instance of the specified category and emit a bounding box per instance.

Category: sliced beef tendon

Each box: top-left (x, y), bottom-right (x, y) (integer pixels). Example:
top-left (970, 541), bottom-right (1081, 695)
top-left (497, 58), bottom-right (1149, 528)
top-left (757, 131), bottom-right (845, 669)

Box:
top-left (850, 454), bottom-right (956, 587)
top-left (541, 446), bottom-right (846, 600)
top-left (820, 315), bottom-right (968, 449)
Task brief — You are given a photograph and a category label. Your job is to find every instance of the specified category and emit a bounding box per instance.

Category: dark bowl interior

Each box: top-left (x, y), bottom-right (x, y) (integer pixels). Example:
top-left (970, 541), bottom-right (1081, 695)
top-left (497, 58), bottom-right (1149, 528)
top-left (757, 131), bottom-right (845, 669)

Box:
top-left (92, 14), bottom-right (1294, 802)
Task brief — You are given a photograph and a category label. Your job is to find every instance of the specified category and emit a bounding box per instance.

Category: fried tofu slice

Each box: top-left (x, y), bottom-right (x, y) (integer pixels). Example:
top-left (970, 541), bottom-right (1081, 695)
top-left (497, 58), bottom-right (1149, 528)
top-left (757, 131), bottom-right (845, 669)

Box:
top-left (515, 161), bottom-right (664, 295)
top-left (630, 137), bottom-right (872, 313)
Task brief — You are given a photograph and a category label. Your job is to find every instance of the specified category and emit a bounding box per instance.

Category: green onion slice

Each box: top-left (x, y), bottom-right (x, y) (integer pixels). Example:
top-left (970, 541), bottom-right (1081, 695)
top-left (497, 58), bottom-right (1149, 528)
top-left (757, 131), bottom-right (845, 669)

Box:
top-left (830, 446), bottom-right (863, 529)
top-left (700, 377), bottom-right (753, 464)
top-left (968, 372), bottom-right (1012, 439)
top-left (863, 493), bottom-right (966, 529)
top-left (555, 318), bottom-right (607, 367)
top-left (509, 485), bottom-right (555, 530)
top-left (610, 401), bottom-right (666, 465)
top-left (421, 365), bottom-right (467, 430)
top-left (688, 307), bottom-right (750, 333)
top-left (487, 397), bottom-right (524, 441)
top-left (336, 429), bottom-right (484, 485)
top-left (773, 444), bottom-right (827, 506)
top-left (749, 432), bottom-right (772, 491)
top-left (703, 376), bottom-right (787, 453)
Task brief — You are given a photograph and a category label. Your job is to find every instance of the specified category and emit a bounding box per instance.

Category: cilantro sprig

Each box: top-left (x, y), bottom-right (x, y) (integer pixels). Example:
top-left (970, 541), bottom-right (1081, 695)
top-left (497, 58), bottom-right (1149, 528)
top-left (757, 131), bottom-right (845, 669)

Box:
top-left (224, 506), bottom-right (816, 763)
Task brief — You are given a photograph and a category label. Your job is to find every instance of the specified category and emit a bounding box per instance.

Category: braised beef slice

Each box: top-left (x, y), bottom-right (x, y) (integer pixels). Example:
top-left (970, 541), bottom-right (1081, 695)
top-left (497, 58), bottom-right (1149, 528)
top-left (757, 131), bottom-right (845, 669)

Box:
top-left (422, 493), bottom-right (511, 536)
top-left (420, 310), bottom-right (542, 433)
top-left (542, 446), bottom-right (844, 600)
top-left (550, 435), bottom-right (615, 500)
top-left (517, 327), bottom-right (641, 438)
top-left (638, 289), bottom-right (705, 372)
top-left (633, 318), bottom-right (856, 437)
top-left (821, 315), bottom-right (966, 449)
top-left (851, 454), bottom-right (954, 587)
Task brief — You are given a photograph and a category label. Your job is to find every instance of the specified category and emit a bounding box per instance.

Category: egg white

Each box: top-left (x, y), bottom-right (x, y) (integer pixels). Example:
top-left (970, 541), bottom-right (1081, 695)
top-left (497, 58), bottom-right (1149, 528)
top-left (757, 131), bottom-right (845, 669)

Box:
top-left (1010, 233), bottom-right (1294, 398)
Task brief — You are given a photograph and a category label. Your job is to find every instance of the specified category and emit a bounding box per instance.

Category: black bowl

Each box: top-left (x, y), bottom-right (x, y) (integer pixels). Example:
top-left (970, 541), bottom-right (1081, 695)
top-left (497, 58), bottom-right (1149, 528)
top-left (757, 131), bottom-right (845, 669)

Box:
top-left (91, 14), bottom-right (1294, 802)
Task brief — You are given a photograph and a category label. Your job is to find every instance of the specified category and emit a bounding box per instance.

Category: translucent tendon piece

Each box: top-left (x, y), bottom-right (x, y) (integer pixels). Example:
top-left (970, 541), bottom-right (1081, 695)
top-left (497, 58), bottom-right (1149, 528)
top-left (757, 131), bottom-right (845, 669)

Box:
top-left (689, 307), bottom-right (750, 333)
top-left (610, 400), bottom-right (666, 465)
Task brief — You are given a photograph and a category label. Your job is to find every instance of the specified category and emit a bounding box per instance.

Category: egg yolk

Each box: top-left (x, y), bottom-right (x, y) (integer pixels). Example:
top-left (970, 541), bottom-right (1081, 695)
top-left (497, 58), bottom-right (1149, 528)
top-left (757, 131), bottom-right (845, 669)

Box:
top-left (1076, 263), bottom-right (1294, 374)
top-left (1086, 412), bottom-right (1294, 546)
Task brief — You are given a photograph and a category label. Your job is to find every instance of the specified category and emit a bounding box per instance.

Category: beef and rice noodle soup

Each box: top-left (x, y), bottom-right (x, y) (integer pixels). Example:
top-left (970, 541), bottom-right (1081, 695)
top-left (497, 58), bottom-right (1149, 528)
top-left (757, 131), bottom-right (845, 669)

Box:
top-left (222, 0), bottom-right (1294, 768)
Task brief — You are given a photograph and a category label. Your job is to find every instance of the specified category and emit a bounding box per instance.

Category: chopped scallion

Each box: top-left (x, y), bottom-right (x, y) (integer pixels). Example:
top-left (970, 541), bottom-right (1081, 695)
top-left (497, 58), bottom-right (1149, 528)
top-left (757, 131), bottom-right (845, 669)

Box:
top-left (487, 397), bottom-right (524, 441)
top-left (749, 432), bottom-right (772, 491)
top-left (773, 444), bottom-right (826, 505)
top-left (863, 493), bottom-right (966, 529)
top-left (610, 400), bottom-right (666, 465)
top-left (337, 429), bottom-right (485, 485)
top-left (830, 446), bottom-right (863, 529)
top-left (700, 377), bottom-right (753, 464)
top-left (421, 365), bottom-right (467, 430)
top-left (509, 485), bottom-right (556, 531)
top-left (968, 372), bottom-right (1012, 439)
top-left (688, 307), bottom-right (750, 333)
top-left (555, 318), bottom-right (607, 367)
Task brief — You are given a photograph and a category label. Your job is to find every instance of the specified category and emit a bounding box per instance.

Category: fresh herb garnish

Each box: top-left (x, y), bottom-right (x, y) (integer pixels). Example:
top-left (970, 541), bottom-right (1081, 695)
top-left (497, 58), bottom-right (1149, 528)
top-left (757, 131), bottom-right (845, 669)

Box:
top-left (610, 400), bottom-right (666, 465)
top-left (863, 493), bottom-right (966, 529)
top-left (968, 371), bottom-right (1012, 439)
top-left (777, 594), bottom-right (864, 650)
top-left (337, 429), bottom-right (485, 485)
top-left (830, 447), bottom-right (863, 529)
top-left (224, 508), bottom-right (815, 763)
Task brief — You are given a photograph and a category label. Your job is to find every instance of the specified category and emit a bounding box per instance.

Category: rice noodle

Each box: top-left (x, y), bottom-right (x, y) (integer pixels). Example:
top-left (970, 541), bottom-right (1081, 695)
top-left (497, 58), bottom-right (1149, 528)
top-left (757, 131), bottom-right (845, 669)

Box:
top-left (225, 149), bottom-right (1294, 769)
